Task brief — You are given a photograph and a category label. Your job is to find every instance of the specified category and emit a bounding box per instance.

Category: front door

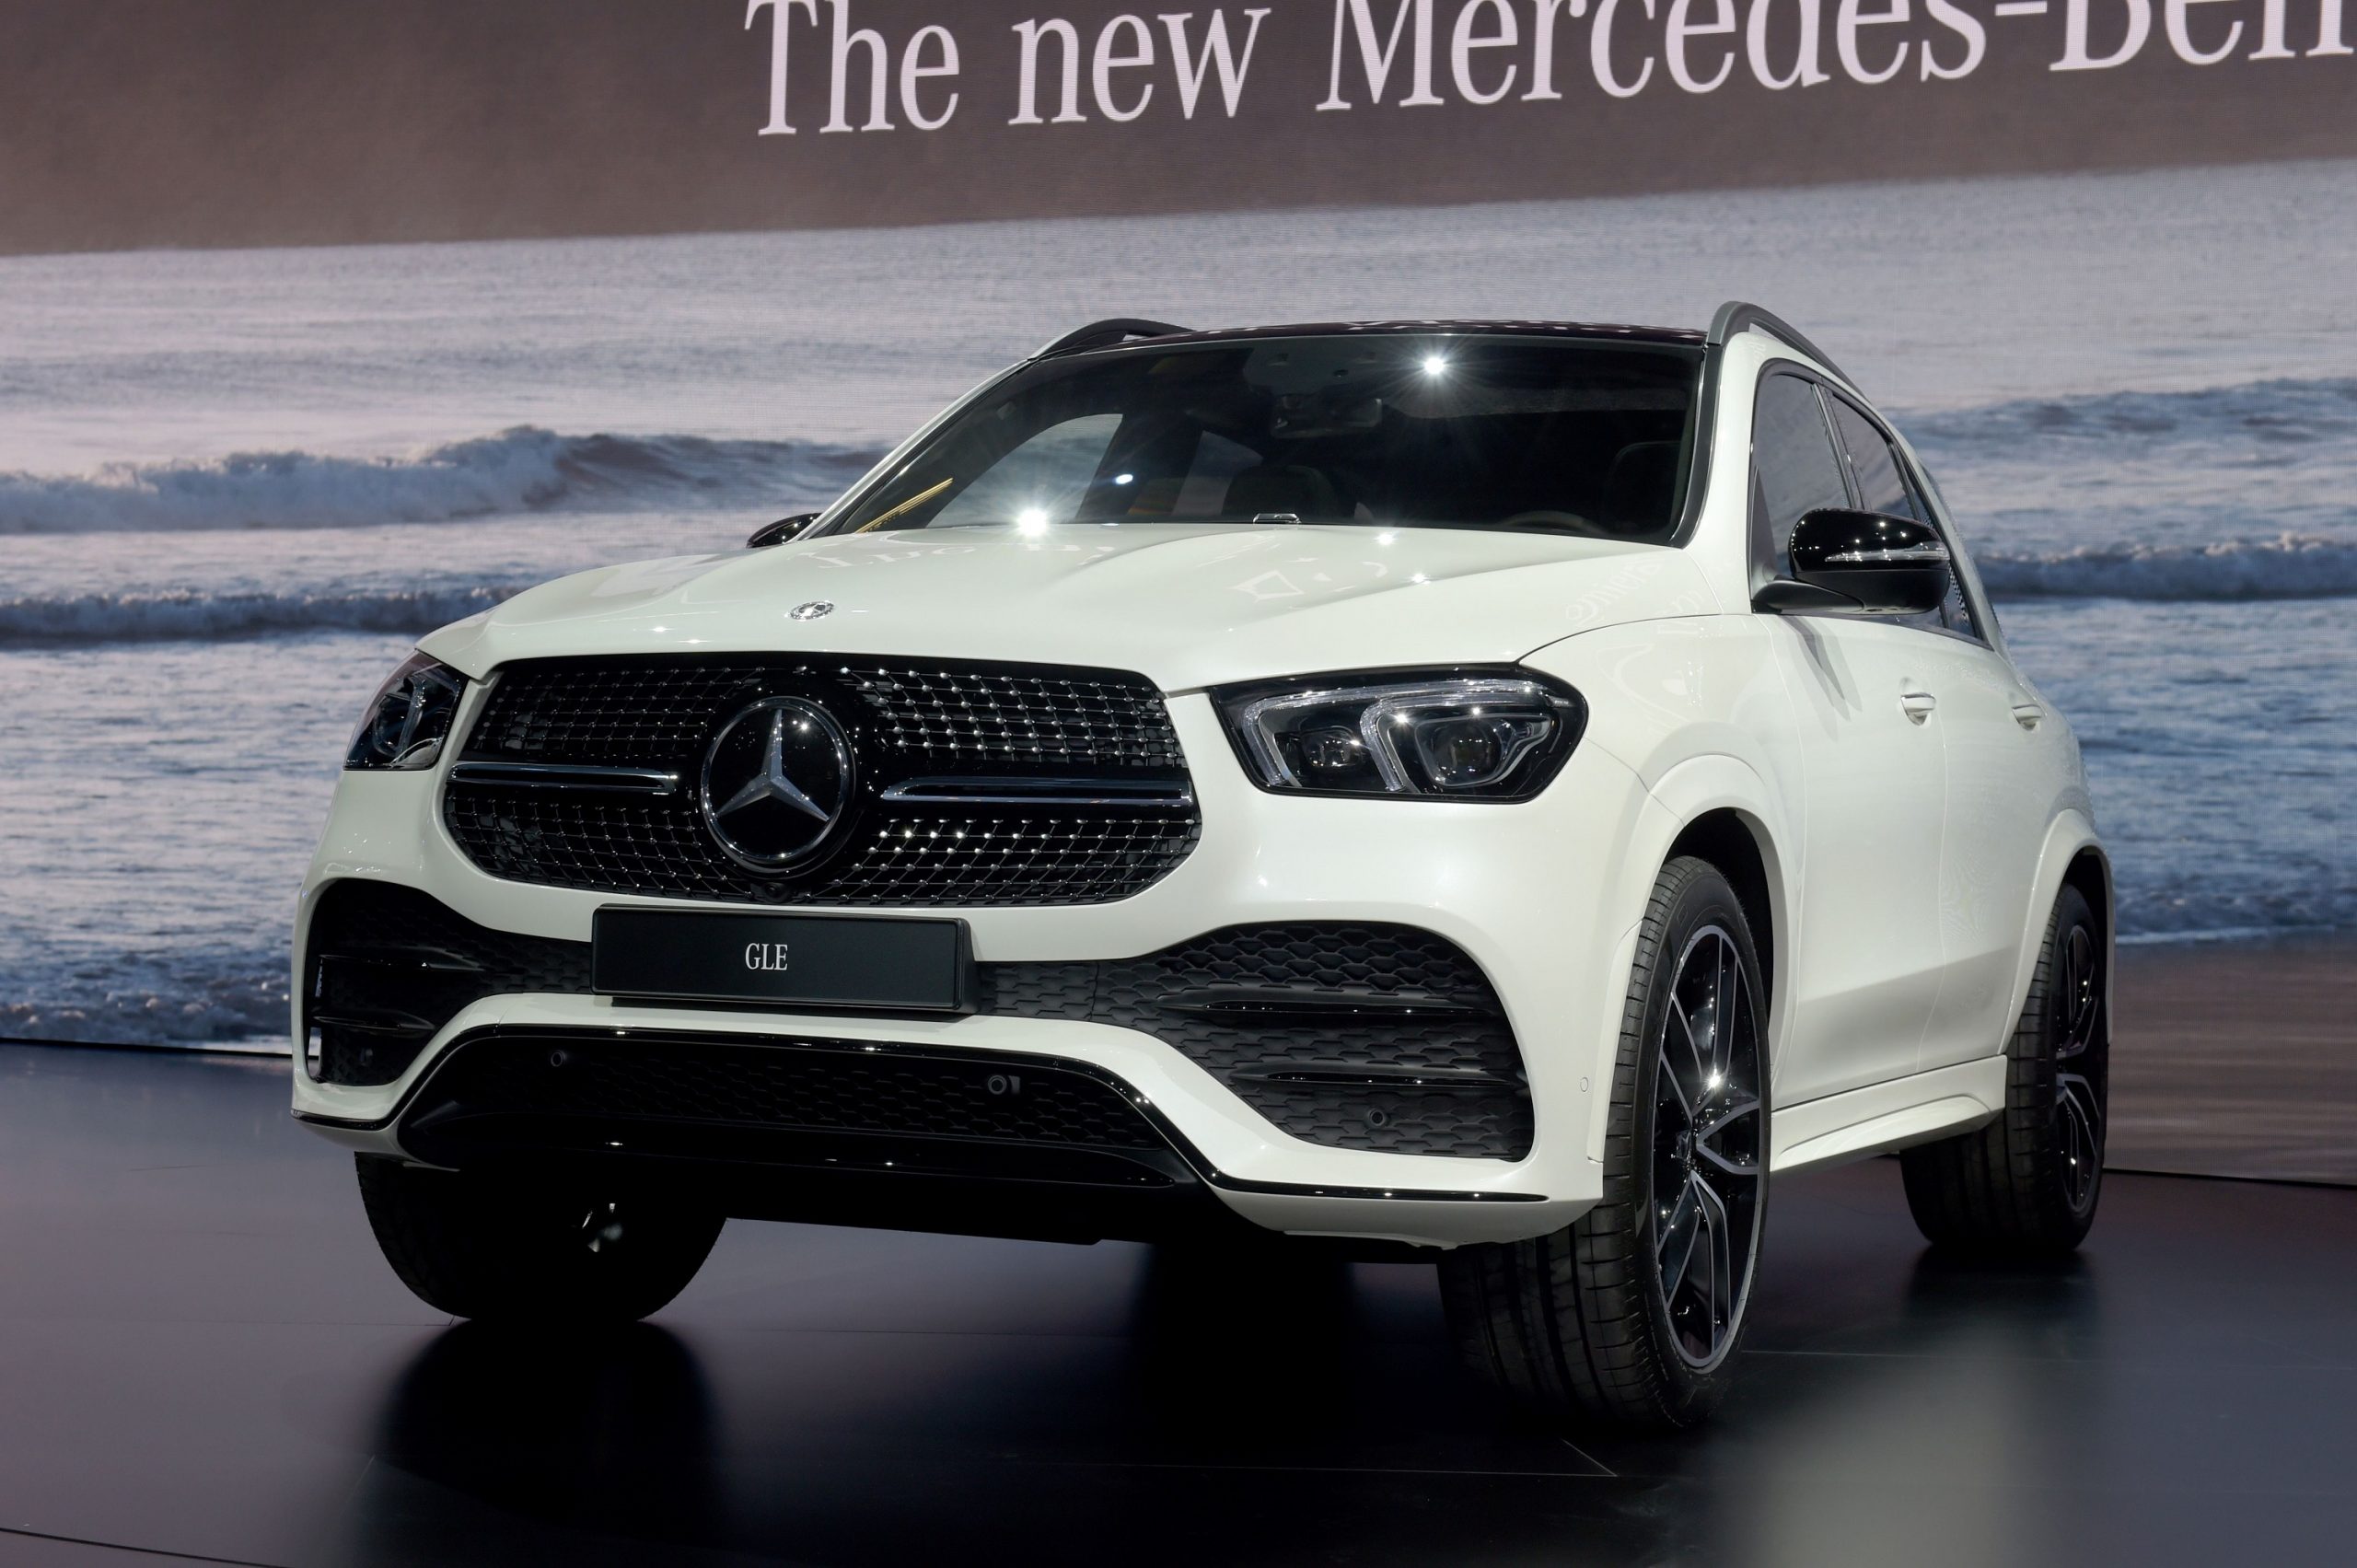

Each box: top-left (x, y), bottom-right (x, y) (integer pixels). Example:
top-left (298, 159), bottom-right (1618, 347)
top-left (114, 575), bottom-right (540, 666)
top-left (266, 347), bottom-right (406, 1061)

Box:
top-left (1771, 617), bottom-right (1951, 1099)
top-left (1751, 370), bottom-right (1949, 1104)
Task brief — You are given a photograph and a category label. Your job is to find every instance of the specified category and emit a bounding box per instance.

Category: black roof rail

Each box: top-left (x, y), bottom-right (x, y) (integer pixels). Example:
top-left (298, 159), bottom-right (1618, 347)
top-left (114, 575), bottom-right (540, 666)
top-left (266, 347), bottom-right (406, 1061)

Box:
top-left (1707, 301), bottom-right (1854, 389)
top-left (1034, 318), bottom-right (1192, 358)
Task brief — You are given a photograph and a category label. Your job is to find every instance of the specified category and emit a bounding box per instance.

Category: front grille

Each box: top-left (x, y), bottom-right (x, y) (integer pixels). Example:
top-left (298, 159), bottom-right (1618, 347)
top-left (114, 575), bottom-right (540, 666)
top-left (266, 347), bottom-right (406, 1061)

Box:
top-left (981, 924), bottom-right (1532, 1160)
top-left (305, 880), bottom-right (593, 1086)
top-left (402, 1033), bottom-right (1168, 1160)
top-left (443, 655), bottom-right (1198, 906)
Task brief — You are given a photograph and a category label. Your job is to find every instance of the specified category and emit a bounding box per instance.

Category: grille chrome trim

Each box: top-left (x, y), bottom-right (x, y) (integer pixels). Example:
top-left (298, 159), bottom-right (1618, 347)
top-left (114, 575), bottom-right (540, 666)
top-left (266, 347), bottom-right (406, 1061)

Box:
top-left (447, 761), bottom-right (683, 795)
top-left (879, 775), bottom-right (1195, 808)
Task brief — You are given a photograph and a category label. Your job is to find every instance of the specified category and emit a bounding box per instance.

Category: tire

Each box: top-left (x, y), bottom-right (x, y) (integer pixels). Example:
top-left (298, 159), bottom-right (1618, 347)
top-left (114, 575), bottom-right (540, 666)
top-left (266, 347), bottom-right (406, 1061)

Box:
top-left (1439, 855), bottom-right (1770, 1432)
top-left (1899, 885), bottom-right (2107, 1255)
top-left (356, 1156), bottom-right (724, 1322)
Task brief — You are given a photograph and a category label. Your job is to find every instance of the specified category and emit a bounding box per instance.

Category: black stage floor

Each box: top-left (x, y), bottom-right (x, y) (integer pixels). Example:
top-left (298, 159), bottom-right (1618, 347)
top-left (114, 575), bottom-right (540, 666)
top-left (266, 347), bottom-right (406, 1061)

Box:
top-left (3, 1042), bottom-right (2351, 1568)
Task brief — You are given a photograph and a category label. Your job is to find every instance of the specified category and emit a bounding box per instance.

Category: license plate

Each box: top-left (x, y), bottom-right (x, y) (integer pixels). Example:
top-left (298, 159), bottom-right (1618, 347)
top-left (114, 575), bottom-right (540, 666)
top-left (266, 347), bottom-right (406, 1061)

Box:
top-left (592, 909), bottom-right (972, 1013)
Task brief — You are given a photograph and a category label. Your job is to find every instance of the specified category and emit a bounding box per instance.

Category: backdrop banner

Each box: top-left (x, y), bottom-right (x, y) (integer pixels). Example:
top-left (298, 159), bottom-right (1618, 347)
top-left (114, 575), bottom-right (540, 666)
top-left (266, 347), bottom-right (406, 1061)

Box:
top-left (5, 0), bottom-right (2355, 251)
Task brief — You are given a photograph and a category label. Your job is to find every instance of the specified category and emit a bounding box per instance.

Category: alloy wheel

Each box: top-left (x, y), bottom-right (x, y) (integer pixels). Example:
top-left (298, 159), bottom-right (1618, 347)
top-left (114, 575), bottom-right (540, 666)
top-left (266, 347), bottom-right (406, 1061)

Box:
top-left (1650, 925), bottom-right (1765, 1369)
top-left (2052, 923), bottom-right (2104, 1215)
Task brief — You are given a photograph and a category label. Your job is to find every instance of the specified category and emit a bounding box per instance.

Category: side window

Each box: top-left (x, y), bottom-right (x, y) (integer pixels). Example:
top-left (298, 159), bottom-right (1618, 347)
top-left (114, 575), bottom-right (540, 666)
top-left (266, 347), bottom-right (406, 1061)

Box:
top-left (1748, 373), bottom-right (1851, 587)
top-left (1828, 395), bottom-right (1982, 641)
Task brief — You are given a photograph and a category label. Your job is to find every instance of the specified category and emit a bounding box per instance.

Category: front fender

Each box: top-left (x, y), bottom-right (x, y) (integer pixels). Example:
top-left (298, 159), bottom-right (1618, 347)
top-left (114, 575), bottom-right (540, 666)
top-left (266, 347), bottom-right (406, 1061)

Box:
top-left (1525, 618), bottom-right (1805, 1159)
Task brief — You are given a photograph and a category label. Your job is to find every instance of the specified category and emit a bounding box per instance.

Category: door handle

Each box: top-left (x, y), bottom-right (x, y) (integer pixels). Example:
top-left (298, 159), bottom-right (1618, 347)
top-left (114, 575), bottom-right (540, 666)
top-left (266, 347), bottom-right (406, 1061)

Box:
top-left (1899, 690), bottom-right (1938, 724)
top-left (2011, 702), bottom-right (2045, 730)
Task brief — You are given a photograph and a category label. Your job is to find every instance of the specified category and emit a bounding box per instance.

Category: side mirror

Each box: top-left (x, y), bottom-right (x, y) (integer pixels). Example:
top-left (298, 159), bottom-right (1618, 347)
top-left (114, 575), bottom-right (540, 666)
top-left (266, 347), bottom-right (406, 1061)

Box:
top-left (748, 513), bottom-right (819, 549)
top-left (1768, 507), bottom-right (1952, 615)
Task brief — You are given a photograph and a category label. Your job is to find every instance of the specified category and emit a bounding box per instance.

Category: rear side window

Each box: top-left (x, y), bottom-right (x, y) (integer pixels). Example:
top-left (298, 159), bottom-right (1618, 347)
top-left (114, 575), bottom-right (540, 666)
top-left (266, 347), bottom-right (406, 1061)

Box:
top-left (1826, 398), bottom-right (1922, 520)
top-left (1748, 372), bottom-right (1850, 586)
top-left (1826, 394), bottom-right (1980, 642)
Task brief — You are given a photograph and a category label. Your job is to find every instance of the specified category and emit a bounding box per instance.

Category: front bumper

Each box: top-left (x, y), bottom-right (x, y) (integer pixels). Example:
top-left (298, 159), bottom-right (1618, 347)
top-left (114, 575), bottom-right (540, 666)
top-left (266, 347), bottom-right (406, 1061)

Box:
top-left (293, 693), bottom-right (1676, 1248)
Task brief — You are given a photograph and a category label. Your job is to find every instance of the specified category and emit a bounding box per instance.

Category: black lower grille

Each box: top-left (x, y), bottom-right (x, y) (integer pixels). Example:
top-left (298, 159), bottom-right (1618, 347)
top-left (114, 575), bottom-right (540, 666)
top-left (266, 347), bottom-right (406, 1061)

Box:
top-left (311, 885), bottom-right (1529, 1160)
top-left (304, 880), bottom-right (592, 1086)
top-left (979, 924), bottom-right (1532, 1161)
top-left (441, 654), bottom-right (1200, 907)
top-left (407, 1032), bottom-right (1178, 1169)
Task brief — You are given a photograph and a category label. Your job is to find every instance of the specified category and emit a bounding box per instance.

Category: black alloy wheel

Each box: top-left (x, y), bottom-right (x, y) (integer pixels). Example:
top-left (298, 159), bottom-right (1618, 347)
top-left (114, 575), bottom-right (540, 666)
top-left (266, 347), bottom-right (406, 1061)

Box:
top-left (1650, 923), bottom-right (1767, 1369)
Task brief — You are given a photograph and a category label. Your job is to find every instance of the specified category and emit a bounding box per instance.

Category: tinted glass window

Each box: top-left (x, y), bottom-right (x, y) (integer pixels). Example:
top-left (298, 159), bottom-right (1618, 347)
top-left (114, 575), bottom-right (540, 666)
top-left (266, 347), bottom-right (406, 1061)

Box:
top-left (1748, 373), bottom-right (1850, 583)
top-left (1828, 398), bottom-right (1922, 520)
top-left (819, 336), bottom-right (1703, 541)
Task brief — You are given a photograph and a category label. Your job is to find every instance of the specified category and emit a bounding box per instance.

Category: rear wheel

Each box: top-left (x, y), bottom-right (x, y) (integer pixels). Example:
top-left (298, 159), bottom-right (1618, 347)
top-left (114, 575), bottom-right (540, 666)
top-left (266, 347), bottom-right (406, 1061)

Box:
top-left (1439, 856), bottom-right (1769, 1431)
top-left (1900, 885), bottom-right (2107, 1255)
top-left (356, 1156), bottom-right (724, 1322)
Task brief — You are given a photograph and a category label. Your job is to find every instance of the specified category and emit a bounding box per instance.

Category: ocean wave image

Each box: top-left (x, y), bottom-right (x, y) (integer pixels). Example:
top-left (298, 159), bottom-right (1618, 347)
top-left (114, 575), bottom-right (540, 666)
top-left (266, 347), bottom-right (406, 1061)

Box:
top-left (4, 162), bottom-right (2354, 1047)
top-left (1975, 535), bottom-right (2357, 601)
top-left (1908, 376), bottom-right (2357, 449)
top-left (0, 584), bottom-right (529, 643)
top-left (0, 426), bottom-right (879, 534)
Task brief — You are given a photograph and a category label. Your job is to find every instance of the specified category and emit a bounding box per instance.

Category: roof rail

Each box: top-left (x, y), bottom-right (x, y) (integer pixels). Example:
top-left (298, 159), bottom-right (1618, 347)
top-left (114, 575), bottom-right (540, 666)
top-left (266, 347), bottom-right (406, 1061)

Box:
top-left (1034, 318), bottom-right (1192, 358)
top-left (1707, 301), bottom-right (1854, 388)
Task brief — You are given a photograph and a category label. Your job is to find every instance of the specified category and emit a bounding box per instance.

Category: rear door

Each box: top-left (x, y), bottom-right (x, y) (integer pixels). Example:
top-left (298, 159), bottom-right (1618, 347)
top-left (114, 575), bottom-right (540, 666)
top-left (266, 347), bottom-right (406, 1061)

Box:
top-left (1752, 371), bottom-right (1949, 1103)
top-left (1822, 394), bottom-right (2074, 1072)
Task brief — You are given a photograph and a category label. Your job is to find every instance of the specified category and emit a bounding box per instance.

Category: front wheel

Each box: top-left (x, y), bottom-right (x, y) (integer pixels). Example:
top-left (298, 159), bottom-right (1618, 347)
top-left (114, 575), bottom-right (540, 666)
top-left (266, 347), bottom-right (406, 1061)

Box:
top-left (356, 1156), bottom-right (724, 1322)
top-left (1439, 855), bottom-right (1770, 1431)
top-left (1899, 884), bottom-right (2107, 1255)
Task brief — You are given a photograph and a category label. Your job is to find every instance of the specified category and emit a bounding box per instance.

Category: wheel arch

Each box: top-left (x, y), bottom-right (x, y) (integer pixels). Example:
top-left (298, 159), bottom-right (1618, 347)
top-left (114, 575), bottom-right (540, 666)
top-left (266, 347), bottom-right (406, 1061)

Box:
top-left (1583, 753), bottom-right (1795, 1167)
top-left (1665, 807), bottom-right (1779, 1019)
top-left (2014, 815), bottom-right (2113, 1051)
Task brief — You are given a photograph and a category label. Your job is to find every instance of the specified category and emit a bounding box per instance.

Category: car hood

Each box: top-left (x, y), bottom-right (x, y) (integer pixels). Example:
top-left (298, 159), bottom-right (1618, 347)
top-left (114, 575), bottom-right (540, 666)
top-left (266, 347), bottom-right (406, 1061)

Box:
top-left (420, 523), bottom-right (1719, 691)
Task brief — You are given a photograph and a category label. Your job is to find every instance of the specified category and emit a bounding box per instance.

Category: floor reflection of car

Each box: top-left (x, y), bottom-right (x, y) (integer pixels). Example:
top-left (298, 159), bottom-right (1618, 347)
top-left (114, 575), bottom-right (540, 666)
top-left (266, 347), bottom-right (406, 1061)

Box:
top-left (293, 305), bottom-right (2110, 1430)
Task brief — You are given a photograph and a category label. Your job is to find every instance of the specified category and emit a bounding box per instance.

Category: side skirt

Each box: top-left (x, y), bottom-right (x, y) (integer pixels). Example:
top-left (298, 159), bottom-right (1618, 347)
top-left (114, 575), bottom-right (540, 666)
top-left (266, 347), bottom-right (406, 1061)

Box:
top-left (1771, 1057), bottom-right (2007, 1175)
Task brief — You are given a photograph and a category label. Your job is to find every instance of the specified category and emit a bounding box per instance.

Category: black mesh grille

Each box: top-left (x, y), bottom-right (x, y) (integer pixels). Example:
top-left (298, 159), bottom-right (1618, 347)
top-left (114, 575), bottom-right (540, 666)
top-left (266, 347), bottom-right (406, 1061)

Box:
top-left (305, 880), bottom-right (593, 1087)
top-left (445, 655), bottom-right (1198, 906)
top-left (409, 1034), bottom-right (1166, 1151)
top-left (980, 924), bottom-right (1531, 1160)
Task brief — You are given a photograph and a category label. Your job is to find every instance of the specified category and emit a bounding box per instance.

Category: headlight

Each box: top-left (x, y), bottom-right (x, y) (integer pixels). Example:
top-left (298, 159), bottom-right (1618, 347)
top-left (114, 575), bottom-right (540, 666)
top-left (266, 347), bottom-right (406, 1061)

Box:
top-left (1213, 668), bottom-right (1584, 800)
top-left (344, 653), bottom-right (466, 771)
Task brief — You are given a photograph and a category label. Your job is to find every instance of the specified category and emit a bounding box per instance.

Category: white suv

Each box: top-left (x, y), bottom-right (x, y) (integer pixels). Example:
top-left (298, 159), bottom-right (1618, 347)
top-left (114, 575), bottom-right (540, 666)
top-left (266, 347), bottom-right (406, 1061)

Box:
top-left (295, 305), bottom-right (2109, 1431)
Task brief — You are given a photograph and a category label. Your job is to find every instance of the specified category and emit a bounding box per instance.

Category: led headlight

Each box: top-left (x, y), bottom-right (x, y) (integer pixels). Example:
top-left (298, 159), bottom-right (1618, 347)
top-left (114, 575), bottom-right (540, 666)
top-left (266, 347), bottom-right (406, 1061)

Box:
top-left (1214, 669), bottom-right (1584, 800)
top-left (344, 653), bottom-right (466, 771)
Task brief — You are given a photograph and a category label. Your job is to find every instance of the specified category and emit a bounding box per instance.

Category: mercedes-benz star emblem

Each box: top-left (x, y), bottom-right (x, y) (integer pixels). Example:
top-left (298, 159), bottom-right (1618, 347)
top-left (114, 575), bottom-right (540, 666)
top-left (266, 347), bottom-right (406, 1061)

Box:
top-left (788, 600), bottom-right (834, 621)
top-left (698, 695), bottom-right (853, 872)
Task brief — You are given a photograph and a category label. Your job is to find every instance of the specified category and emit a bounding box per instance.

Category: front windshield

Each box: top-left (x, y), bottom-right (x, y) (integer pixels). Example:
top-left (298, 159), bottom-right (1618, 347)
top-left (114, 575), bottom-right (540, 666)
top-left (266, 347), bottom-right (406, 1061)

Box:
top-left (819, 334), bottom-right (1703, 541)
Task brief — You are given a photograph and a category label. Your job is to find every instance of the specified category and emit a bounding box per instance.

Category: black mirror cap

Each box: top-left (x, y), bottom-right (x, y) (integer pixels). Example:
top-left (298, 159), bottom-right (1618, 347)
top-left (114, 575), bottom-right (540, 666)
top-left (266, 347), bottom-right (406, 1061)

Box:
top-left (748, 513), bottom-right (819, 549)
top-left (1787, 507), bottom-right (1952, 614)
